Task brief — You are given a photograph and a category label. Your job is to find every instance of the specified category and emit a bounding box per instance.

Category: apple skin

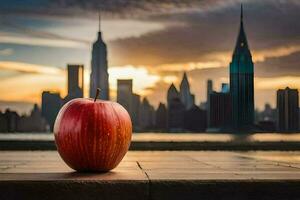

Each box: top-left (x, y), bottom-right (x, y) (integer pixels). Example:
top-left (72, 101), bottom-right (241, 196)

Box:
top-left (54, 98), bottom-right (132, 172)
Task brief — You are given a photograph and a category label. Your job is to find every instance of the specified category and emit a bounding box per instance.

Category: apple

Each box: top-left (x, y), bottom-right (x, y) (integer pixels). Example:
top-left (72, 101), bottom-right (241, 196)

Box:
top-left (54, 89), bottom-right (132, 172)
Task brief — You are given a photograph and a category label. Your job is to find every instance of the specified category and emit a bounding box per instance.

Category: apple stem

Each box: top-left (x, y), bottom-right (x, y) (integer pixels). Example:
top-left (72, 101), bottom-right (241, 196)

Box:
top-left (94, 88), bottom-right (101, 102)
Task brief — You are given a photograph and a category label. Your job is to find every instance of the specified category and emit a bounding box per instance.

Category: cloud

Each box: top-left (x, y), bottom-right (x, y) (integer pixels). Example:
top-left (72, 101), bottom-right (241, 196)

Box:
top-left (253, 45), bottom-right (300, 63)
top-left (1, 0), bottom-right (300, 112)
top-left (0, 0), bottom-right (297, 24)
top-left (0, 73), bottom-right (65, 104)
top-left (108, 65), bottom-right (160, 95)
top-left (0, 48), bottom-right (13, 56)
top-left (255, 51), bottom-right (300, 78)
top-left (0, 100), bottom-right (34, 115)
top-left (0, 35), bottom-right (89, 48)
top-left (0, 61), bottom-right (64, 75)
top-left (105, 1), bottom-right (298, 66)
top-left (0, 0), bottom-right (236, 18)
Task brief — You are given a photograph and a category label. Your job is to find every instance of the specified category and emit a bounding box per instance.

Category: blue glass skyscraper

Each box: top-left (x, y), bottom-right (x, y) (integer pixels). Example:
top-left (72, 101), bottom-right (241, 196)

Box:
top-left (230, 5), bottom-right (254, 131)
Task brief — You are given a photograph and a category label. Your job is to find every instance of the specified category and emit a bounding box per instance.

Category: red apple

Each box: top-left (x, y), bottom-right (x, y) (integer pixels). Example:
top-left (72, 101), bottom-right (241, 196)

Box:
top-left (54, 90), bottom-right (132, 172)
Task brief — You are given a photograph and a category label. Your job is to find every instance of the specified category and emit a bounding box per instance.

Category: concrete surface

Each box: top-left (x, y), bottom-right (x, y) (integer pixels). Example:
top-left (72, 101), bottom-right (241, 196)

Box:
top-left (1, 151), bottom-right (300, 200)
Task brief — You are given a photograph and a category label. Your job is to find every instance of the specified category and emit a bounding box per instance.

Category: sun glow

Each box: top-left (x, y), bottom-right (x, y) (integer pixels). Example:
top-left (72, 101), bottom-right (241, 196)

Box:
top-left (0, 63), bottom-right (161, 104)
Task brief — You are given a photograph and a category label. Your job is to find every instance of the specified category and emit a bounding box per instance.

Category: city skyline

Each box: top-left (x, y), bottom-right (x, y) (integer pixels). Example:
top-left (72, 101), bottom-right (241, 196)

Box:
top-left (0, 1), bottom-right (300, 114)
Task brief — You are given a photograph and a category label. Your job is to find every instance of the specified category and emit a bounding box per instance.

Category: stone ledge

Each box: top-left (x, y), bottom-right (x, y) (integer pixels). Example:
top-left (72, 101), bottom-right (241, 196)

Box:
top-left (1, 151), bottom-right (300, 200)
top-left (0, 180), bottom-right (149, 200)
top-left (150, 180), bottom-right (300, 200)
top-left (1, 180), bottom-right (300, 200)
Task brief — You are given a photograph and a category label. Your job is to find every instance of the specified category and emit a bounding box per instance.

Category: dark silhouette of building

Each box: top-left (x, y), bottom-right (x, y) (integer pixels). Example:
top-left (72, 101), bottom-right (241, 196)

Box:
top-left (0, 105), bottom-right (47, 132)
top-left (221, 83), bottom-right (229, 93)
top-left (230, 5), bottom-right (254, 131)
top-left (64, 64), bottom-right (84, 102)
top-left (131, 93), bottom-right (141, 129)
top-left (184, 105), bottom-right (207, 132)
top-left (206, 79), bottom-right (213, 127)
top-left (0, 109), bottom-right (19, 132)
top-left (117, 79), bottom-right (141, 130)
top-left (18, 104), bottom-right (47, 132)
top-left (277, 87), bottom-right (299, 132)
top-left (155, 103), bottom-right (167, 131)
top-left (0, 111), bottom-right (6, 132)
top-left (139, 98), bottom-right (155, 130)
top-left (208, 90), bottom-right (232, 131)
top-left (179, 72), bottom-right (194, 109)
top-left (41, 91), bottom-right (62, 131)
top-left (256, 103), bottom-right (276, 123)
top-left (167, 83), bottom-right (184, 131)
top-left (90, 15), bottom-right (109, 100)
top-left (258, 120), bottom-right (276, 132)
top-left (117, 79), bottom-right (133, 113)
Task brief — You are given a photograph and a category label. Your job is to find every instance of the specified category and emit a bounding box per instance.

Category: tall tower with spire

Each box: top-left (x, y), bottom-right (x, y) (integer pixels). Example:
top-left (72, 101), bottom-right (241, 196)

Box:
top-left (179, 72), bottom-right (194, 109)
top-left (89, 12), bottom-right (109, 100)
top-left (229, 5), bottom-right (254, 131)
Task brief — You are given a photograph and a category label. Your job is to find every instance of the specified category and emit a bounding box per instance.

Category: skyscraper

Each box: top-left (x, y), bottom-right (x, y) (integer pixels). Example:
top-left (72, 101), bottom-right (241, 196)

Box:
top-left (277, 87), bottom-right (299, 132)
top-left (90, 15), bottom-right (109, 100)
top-left (184, 105), bottom-right (207, 132)
top-left (206, 79), bottom-right (213, 127)
top-left (117, 79), bottom-right (141, 129)
top-left (41, 91), bottom-right (62, 131)
top-left (209, 90), bottom-right (232, 131)
top-left (64, 64), bottom-right (84, 102)
top-left (139, 98), bottom-right (155, 130)
top-left (155, 103), bottom-right (167, 131)
top-left (17, 104), bottom-right (47, 132)
top-left (117, 79), bottom-right (133, 114)
top-left (131, 94), bottom-right (141, 129)
top-left (179, 72), bottom-right (194, 109)
top-left (167, 83), bottom-right (185, 131)
top-left (207, 80), bottom-right (213, 103)
top-left (230, 5), bottom-right (254, 131)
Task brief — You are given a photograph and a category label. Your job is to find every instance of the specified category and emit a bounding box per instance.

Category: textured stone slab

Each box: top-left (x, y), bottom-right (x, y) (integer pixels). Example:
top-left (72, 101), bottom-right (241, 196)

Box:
top-left (1, 151), bottom-right (300, 200)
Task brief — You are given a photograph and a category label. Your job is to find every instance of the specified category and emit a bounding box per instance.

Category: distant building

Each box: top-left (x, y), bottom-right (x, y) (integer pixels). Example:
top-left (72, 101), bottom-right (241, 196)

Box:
top-left (230, 5), bottom-right (254, 131)
top-left (0, 111), bottom-right (7, 132)
top-left (117, 79), bottom-right (133, 114)
top-left (0, 105), bottom-right (47, 132)
top-left (257, 103), bottom-right (276, 122)
top-left (17, 104), bottom-right (47, 132)
top-left (139, 98), bottom-right (155, 130)
top-left (206, 79), bottom-right (213, 127)
top-left (117, 79), bottom-right (141, 129)
top-left (41, 91), bottom-right (62, 131)
top-left (64, 64), bottom-right (84, 102)
top-left (221, 83), bottom-right (229, 93)
top-left (199, 102), bottom-right (207, 110)
top-left (258, 120), bottom-right (276, 132)
top-left (90, 19), bottom-right (109, 100)
top-left (184, 105), bottom-right (207, 132)
top-left (0, 109), bottom-right (19, 132)
top-left (277, 87), bottom-right (299, 132)
top-left (131, 94), bottom-right (141, 129)
top-left (155, 103), bottom-right (167, 131)
top-left (208, 91), bottom-right (232, 131)
top-left (207, 80), bottom-right (213, 102)
top-left (179, 72), bottom-right (194, 109)
top-left (167, 83), bottom-right (185, 131)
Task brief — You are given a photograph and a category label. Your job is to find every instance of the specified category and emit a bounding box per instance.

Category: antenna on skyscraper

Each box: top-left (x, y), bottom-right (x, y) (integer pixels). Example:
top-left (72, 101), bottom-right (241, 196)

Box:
top-left (240, 4), bottom-right (243, 22)
top-left (98, 9), bottom-right (101, 32)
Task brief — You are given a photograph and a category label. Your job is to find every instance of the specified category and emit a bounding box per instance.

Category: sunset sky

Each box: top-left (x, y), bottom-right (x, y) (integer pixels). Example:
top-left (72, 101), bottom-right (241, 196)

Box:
top-left (0, 0), bottom-right (300, 114)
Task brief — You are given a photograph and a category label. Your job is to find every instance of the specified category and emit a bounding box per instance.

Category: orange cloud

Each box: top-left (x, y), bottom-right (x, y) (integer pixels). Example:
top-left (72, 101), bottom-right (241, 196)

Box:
top-left (0, 61), bottom-right (64, 75)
